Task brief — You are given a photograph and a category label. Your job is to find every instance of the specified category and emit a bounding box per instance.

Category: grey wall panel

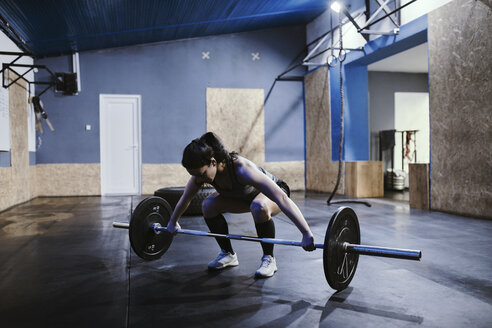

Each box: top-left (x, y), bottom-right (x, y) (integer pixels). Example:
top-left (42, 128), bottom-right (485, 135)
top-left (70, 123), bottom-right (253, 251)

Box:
top-left (428, 0), bottom-right (492, 218)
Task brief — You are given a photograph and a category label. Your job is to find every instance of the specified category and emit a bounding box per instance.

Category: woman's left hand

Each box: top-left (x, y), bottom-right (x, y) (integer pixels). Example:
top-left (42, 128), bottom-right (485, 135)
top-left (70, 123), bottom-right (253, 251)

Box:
top-left (301, 232), bottom-right (315, 251)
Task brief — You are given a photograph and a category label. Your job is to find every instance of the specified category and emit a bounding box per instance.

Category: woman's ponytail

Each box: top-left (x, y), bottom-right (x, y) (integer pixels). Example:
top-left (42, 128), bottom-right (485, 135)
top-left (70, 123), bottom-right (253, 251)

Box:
top-left (199, 132), bottom-right (228, 163)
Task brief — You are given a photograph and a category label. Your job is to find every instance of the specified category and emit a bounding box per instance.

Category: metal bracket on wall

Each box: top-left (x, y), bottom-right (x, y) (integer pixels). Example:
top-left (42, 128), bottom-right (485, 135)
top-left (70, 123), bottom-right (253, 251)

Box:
top-left (354, 0), bottom-right (418, 35)
top-left (0, 51), bottom-right (77, 134)
top-left (0, 51), bottom-right (56, 96)
top-left (336, 0), bottom-right (399, 37)
top-left (0, 51), bottom-right (78, 97)
top-left (264, 1), bottom-right (417, 105)
top-left (302, 0), bottom-right (419, 67)
top-left (302, 8), bottom-right (367, 66)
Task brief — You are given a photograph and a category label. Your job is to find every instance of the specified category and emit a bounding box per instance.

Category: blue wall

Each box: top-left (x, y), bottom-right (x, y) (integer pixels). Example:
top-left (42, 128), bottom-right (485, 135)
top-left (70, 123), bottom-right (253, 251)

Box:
top-left (0, 151), bottom-right (9, 167)
top-left (33, 14), bottom-right (429, 166)
top-left (34, 25), bottom-right (306, 164)
top-left (0, 152), bottom-right (35, 167)
top-left (329, 63), bottom-right (369, 161)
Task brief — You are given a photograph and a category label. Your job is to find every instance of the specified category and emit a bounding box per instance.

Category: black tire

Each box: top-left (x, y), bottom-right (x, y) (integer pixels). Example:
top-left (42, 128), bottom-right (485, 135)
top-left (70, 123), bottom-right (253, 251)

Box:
top-left (154, 186), bottom-right (216, 216)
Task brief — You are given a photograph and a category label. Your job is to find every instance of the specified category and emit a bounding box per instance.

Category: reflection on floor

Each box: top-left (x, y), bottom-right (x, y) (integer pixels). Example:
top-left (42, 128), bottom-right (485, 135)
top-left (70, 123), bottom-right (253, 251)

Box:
top-left (384, 189), bottom-right (410, 203)
top-left (0, 193), bottom-right (491, 327)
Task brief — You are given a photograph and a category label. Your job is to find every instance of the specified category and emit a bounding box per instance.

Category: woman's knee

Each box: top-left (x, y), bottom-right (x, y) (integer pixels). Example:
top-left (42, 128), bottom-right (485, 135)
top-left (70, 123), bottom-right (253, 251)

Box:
top-left (250, 200), bottom-right (271, 223)
top-left (202, 195), bottom-right (220, 218)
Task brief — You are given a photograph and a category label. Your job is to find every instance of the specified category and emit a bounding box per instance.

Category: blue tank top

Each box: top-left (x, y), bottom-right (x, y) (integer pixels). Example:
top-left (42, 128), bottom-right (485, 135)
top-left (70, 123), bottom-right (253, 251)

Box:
top-left (211, 158), bottom-right (280, 202)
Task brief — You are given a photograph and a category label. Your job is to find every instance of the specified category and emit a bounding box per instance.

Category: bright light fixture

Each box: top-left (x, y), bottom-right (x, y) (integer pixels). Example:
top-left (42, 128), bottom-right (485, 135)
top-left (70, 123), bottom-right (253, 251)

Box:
top-left (330, 1), bottom-right (341, 13)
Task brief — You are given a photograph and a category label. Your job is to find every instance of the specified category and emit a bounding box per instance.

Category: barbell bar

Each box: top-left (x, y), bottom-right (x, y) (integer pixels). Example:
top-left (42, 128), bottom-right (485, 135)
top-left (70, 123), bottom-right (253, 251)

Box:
top-left (112, 222), bottom-right (421, 261)
top-left (113, 196), bottom-right (422, 291)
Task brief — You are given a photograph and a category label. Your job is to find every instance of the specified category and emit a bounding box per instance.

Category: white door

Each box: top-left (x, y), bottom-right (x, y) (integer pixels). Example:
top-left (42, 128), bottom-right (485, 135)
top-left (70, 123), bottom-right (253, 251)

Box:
top-left (100, 94), bottom-right (141, 195)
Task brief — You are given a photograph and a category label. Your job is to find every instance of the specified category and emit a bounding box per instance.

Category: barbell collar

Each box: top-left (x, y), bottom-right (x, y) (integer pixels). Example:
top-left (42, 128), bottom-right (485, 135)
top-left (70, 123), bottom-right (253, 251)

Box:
top-left (113, 222), bottom-right (130, 229)
top-left (343, 242), bottom-right (421, 261)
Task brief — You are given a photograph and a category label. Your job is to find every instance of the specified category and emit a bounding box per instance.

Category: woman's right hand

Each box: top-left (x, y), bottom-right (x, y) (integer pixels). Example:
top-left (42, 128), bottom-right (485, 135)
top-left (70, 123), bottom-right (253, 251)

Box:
top-left (166, 221), bottom-right (181, 235)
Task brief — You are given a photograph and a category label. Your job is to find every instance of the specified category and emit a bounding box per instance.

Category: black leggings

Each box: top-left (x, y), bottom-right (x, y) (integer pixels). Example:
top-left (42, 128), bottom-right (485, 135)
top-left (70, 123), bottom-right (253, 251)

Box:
top-left (204, 180), bottom-right (289, 256)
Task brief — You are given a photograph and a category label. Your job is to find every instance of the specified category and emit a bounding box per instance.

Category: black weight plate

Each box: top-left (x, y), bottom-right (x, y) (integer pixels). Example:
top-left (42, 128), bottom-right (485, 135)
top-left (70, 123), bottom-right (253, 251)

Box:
top-left (323, 207), bottom-right (360, 291)
top-left (129, 196), bottom-right (174, 260)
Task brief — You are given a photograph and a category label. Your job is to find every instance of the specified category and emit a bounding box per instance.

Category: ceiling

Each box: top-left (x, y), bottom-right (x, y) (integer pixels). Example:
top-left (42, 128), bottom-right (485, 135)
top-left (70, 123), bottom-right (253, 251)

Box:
top-left (0, 0), bottom-right (330, 58)
top-left (368, 42), bottom-right (429, 73)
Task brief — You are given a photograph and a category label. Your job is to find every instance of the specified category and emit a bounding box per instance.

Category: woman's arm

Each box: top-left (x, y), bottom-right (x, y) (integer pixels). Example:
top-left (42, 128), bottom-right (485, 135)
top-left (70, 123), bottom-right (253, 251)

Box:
top-left (235, 158), bottom-right (315, 251)
top-left (166, 177), bottom-right (200, 233)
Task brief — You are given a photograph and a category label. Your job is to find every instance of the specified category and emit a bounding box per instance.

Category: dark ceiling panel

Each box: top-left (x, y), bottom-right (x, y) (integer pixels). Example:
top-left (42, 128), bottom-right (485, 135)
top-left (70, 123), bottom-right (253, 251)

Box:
top-left (0, 0), bottom-right (329, 58)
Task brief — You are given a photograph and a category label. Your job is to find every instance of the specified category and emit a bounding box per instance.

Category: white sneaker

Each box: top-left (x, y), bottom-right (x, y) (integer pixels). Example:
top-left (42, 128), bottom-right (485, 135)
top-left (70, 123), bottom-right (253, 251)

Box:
top-left (208, 250), bottom-right (239, 270)
top-left (255, 255), bottom-right (277, 278)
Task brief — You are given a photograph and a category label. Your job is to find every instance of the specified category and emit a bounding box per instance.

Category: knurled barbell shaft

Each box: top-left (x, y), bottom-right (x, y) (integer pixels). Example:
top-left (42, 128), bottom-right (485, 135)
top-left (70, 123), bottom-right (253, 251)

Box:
top-left (344, 243), bottom-right (421, 261)
top-left (112, 221), bottom-right (421, 261)
top-left (161, 226), bottom-right (326, 249)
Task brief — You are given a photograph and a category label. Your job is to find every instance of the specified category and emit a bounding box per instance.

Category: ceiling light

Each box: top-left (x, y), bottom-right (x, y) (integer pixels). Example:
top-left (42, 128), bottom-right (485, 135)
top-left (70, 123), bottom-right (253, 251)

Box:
top-left (330, 1), bottom-right (341, 13)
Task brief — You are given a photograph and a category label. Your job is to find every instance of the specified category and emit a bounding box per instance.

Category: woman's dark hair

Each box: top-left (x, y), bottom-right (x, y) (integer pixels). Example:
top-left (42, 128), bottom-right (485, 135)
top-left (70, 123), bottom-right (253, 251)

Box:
top-left (181, 132), bottom-right (237, 169)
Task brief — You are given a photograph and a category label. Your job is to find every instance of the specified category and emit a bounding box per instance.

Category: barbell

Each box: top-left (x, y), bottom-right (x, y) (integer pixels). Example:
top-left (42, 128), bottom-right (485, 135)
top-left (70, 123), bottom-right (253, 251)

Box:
top-left (113, 196), bottom-right (422, 291)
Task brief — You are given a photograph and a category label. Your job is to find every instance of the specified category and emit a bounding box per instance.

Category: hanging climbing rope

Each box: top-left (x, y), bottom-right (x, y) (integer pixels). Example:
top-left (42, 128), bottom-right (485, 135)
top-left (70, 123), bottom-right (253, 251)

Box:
top-left (326, 6), bottom-right (370, 207)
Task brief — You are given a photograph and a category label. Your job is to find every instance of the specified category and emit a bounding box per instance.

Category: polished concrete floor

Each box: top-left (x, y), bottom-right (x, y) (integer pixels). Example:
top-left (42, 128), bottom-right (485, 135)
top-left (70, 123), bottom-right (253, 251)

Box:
top-left (0, 192), bottom-right (491, 327)
top-left (383, 189), bottom-right (410, 203)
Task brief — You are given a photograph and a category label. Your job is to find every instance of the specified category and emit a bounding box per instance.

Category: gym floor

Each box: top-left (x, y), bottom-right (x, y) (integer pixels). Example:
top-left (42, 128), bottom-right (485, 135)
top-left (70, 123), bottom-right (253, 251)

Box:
top-left (0, 192), bottom-right (491, 328)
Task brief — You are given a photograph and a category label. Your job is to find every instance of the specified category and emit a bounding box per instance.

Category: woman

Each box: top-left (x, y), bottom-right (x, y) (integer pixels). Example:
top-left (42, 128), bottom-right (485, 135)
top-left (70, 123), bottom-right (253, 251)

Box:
top-left (166, 132), bottom-right (315, 278)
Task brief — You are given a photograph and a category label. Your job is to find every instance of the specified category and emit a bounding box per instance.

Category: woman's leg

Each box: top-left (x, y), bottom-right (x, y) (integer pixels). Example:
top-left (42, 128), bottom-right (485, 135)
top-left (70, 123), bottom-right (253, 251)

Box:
top-left (202, 193), bottom-right (251, 218)
top-left (250, 193), bottom-right (281, 277)
top-left (250, 193), bottom-right (281, 256)
top-left (202, 194), bottom-right (250, 254)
